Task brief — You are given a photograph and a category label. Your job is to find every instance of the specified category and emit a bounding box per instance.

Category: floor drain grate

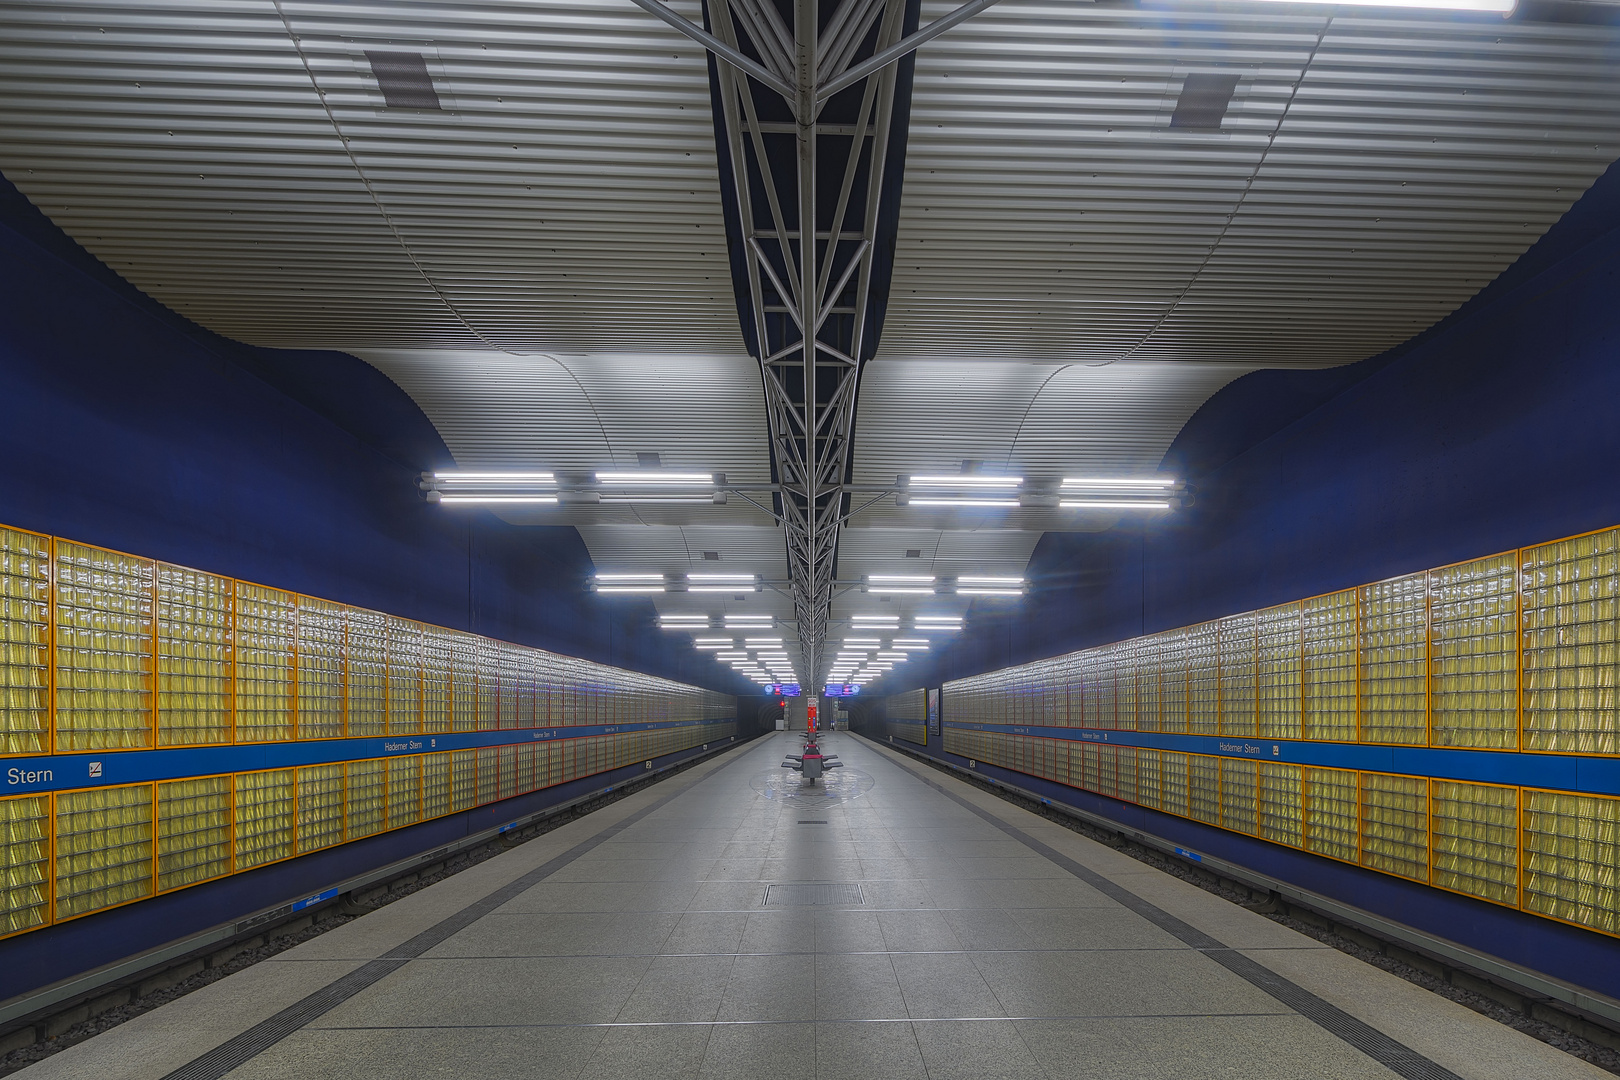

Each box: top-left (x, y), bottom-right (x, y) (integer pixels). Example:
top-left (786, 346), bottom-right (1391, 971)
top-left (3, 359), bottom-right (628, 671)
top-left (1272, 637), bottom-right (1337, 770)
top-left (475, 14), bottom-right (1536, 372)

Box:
top-left (763, 883), bottom-right (864, 906)
top-left (797, 819), bottom-right (828, 824)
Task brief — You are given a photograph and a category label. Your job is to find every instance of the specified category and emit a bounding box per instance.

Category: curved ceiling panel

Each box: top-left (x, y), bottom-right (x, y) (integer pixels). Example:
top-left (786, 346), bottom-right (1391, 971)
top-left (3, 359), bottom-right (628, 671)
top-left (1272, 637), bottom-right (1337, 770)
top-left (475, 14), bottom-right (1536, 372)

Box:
top-left (0, 0), bottom-right (740, 352)
top-left (881, 2), bottom-right (1620, 365)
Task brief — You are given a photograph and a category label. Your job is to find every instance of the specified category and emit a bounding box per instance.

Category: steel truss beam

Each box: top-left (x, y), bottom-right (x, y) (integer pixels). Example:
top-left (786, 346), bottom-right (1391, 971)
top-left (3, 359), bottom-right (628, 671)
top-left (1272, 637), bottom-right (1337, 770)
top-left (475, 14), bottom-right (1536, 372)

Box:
top-left (705, 0), bottom-right (910, 689)
top-left (622, 0), bottom-right (989, 688)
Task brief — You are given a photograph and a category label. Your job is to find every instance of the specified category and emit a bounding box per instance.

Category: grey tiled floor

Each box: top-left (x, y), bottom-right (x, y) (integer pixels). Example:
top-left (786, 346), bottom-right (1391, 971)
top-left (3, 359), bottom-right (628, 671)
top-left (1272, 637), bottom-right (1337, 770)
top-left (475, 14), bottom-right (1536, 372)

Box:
top-left (21, 732), bottom-right (1611, 1079)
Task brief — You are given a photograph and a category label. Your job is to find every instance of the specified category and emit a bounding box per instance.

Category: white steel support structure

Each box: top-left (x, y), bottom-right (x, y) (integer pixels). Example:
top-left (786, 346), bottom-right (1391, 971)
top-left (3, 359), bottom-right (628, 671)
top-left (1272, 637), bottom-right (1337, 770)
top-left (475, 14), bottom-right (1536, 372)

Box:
top-left (626, 0), bottom-right (950, 684)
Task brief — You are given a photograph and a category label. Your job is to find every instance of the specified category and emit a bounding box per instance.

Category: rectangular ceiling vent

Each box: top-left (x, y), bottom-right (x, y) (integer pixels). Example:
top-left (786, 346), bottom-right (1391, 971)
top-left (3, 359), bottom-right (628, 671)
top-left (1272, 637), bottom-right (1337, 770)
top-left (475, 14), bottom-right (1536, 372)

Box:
top-left (1170, 73), bottom-right (1240, 131)
top-left (366, 51), bottom-right (441, 110)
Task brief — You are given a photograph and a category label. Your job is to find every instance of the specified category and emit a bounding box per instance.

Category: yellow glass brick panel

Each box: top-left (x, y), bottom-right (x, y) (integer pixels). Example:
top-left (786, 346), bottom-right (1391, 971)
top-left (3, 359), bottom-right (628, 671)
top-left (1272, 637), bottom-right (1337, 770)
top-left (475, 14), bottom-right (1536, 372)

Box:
top-left (1521, 530), bottom-right (1620, 755)
top-left (296, 598), bottom-right (345, 740)
top-left (516, 743), bottom-right (537, 793)
top-left (234, 769), bottom-right (294, 868)
top-left (1431, 781), bottom-right (1517, 906)
top-left (1161, 752), bottom-right (1189, 817)
top-left (475, 640), bottom-right (500, 732)
top-left (423, 752), bottom-right (453, 818)
top-left (346, 609), bottom-right (388, 738)
top-left (1358, 575), bottom-right (1428, 745)
top-left (387, 756), bottom-right (422, 830)
top-left (1136, 749), bottom-right (1162, 809)
top-left (1257, 602), bottom-right (1302, 740)
top-left (296, 764), bottom-right (345, 853)
top-left (234, 583), bottom-right (294, 743)
top-left (476, 747), bottom-right (500, 805)
top-left (156, 776), bottom-right (230, 891)
top-left (1302, 591), bottom-right (1356, 742)
top-left (423, 626), bottom-right (454, 734)
top-left (1186, 624), bottom-right (1220, 736)
top-left (1116, 746), bottom-right (1138, 804)
top-left (1258, 763), bottom-right (1303, 848)
top-left (55, 784), bottom-right (153, 919)
top-left (1135, 638), bottom-right (1161, 732)
top-left (1304, 767), bottom-right (1358, 862)
top-left (1359, 772), bottom-right (1428, 881)
top-left (156, 564), bottom-right (231, 747)
top-left (1220, 758), bottom-right (1257, 834)
top-left (1188, 754), bottom-right (1220, 824)
top-left (1115, 641), bottom-right (1138, 730)
top-left (451, 749), bottom-right (477, 811)
top-left (497, 644), bottom-right (521, 730)
top-left (386, 618), bottom-right (423, 735)
top-left (452, 634), bottom-right (479, 732)
top-left (1219, 613), bottom-right (1257, 737)
top-left (1523, 789), bottom-right (1620, 934)
top-left (54, 541), bottom-right (154, 752)
top-left (1429, 555), bottom-right (1518, 749)
top-left (1087, 653), bottom-right (1116, 728)
top-left (346, 759), bottom-right (386, 839)
top-left (0, 528), bottom-right (51, 756)
top-left (1077, 743), bottom-right (1098, 791)
top-left (497, 745), bottom-right (518, 800)
top-left (0, 794), bottom-right (51, 934)
top-left (1158, 632), bottom-right (1188, 734)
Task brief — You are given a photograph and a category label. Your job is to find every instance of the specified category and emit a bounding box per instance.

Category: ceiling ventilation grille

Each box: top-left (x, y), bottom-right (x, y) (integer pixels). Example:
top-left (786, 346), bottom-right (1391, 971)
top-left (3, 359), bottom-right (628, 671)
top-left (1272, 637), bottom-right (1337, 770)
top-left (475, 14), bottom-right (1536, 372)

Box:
top-left (1169, 73), bottom-right (1239, 131)
top-left (365, 51), bottom-right (441, 110)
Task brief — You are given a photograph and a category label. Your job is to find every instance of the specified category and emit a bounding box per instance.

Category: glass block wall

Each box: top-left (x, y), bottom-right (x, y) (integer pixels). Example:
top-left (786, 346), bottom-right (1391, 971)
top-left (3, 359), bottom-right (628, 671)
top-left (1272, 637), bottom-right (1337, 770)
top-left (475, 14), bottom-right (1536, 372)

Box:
top-left (0, 524), bottom-right (735, 938)
top-left (922, 524), bottom-right (1620, 941)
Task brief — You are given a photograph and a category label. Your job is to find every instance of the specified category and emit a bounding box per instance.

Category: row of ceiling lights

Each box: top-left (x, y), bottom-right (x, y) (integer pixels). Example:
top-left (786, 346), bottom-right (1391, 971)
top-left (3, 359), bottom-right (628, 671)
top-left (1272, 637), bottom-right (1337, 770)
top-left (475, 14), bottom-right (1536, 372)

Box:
top-left (421, 471), bottom-right (1182, 512)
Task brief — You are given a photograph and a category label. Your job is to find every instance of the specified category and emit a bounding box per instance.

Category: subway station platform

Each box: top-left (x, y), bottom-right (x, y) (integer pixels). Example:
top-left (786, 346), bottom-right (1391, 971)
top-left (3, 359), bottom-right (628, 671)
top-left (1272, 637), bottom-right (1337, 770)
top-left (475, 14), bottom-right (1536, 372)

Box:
top-left (16, 733), bottom-right (1604, 1080)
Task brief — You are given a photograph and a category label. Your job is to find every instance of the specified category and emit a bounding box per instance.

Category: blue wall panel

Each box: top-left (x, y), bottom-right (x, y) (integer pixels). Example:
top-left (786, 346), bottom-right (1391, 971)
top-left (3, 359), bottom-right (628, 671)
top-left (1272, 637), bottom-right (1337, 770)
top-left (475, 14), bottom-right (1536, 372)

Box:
top-left (0, 174), bottom-right (748, 695)
top-left (890, 159), bottom-right (1620, 688)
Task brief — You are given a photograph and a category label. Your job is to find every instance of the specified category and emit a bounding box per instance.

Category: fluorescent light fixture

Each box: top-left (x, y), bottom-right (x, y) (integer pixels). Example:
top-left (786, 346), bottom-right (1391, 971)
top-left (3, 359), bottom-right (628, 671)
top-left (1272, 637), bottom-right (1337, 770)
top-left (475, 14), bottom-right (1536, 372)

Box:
top-left (1244, 0), bottom-right (1514, 9)
top-left (909, 498), bottom-right (1020, 508)
top-left (958, 576), bottom-right (1024, 586)
top-left (695, 637), bottom-right (735, 644)
top-left (1059, 500), bottom-right (1172, 510)
top-left (745, 637), bottom-right (782, 645)
top-left (715, 652), bottom-right (749, 659)
top-left (914, 615), bottom-right (962, 622)
top-left (959, 588), bottom-right (1024, 596)
top-left (687, 585), bottom-right (756, 593)
top-left (909, 475), bottom-right (1023, 487)
top-left (894, 645), bottom-right (930, 652)
top-left (695, 643), bottom-right (732, 650)
top-left (868, 575), bottom-right (935, 584)
top-left (599, 494), bottom-right (716, 503)
top-left (660, 613), bottom-right (709, 620)
top-left (844, 638), bottom-right (881, 645)
top-left (725, 614), bottom-right (773, 621)
top-left (437, 495), bottom-right (559, 505)
top-left (893, 638), bottom-right (930, 646)
top-left (1061, 477), bottom-right (1177, 488)
top-left (595, 585), bottom-right (666, 594)
top-left (851, 615), bottom-right (900, 623)
top-left (595, 573), bottom-right (665, 582)
top-left (434, 470), bottom-right (556, 481)
top-left (876, 653), bottom-right (908, 661)
top-left (596, 472), bottom-right (714, 484)
top-left (868, 587), bottom-right (936, 595)
top-left (689, 573), bottom-right (757, 582)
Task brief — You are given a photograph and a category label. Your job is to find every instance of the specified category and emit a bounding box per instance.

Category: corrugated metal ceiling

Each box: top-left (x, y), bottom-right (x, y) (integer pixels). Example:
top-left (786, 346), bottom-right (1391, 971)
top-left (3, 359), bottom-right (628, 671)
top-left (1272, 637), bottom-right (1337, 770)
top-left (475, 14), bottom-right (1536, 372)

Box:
top-left (882, 2), bottom-right (1620, 365)
top-left (6, 1), bottom-right (1620, 686)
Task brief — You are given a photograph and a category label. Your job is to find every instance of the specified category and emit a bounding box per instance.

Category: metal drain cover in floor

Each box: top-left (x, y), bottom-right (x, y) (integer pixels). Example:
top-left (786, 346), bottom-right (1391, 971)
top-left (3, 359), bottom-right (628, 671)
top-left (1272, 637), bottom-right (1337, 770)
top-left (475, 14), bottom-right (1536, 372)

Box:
top-left (763, 883), bottom-right (864, 907)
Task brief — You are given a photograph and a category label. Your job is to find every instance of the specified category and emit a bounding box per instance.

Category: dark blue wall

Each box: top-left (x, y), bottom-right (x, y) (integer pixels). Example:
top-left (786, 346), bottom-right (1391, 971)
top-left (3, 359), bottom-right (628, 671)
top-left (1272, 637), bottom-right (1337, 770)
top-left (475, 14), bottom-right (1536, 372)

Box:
top-left (891, 159), bottom-right (1620, 689)
top-left (0, 175), bottom-right (747, 694)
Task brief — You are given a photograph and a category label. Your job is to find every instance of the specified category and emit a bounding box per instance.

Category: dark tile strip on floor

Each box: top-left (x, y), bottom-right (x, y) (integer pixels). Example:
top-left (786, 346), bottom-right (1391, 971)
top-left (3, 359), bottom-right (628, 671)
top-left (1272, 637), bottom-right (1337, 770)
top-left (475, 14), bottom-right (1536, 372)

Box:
top-left (160, 745), bottom-right (755, 1080)
top-left (868, 743), bottom-right (1467, 1080)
